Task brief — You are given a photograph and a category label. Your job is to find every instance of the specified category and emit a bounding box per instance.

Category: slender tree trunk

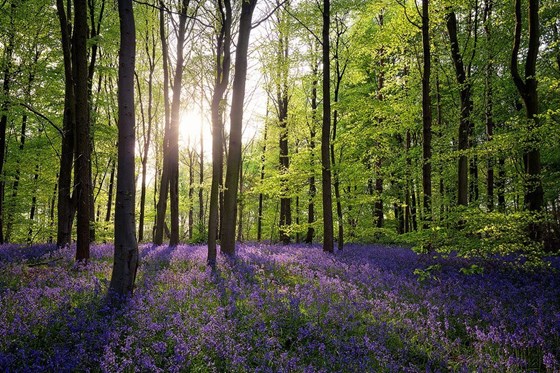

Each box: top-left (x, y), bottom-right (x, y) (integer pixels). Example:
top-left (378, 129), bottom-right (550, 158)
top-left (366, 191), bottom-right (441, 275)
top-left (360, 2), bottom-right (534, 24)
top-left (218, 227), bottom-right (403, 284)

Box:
top-left (237, 163), bottom-right (244, 242)
top-left (331, 16), bottom-right (348, 250)
top-left (278, 96), bottom-right (291, 243)
top-left (305, 62), bottom-right (318, 244)
top-left (485, 50), bottom-right (494, 212)
top-left (278, 100), bottom-right (291, 243)
top-left (188, 150), bottom-right (194, 240)
top-left (435, 61), bottom-right (445, 220)
top-left (257, 119), bottom-right (267, 241)
top-left (198, 92), bottom-right (204, 237)
top-left (446, 11), bottom-right (473, 208)
top-left (154, 2), bottom-right (171, 245)
top-left (276, 10), bottom-right (291, 244)
top-left (168, 0), bottom-right (190, 247)
top-left (74, 0), bottom-right (92, 261)
top-left (208, 0), bottom-right (232, 265)
top-left (511, 0), bottom-right (543, 240)
top-left (405, 130), bottom-right (412, 232)
top-left (86, 0), bottom-right (105, 244)
top-left (0, 1), bottom-right (16, 244)
top-left (138, 28), bottom-right (155, 242)
top-left (110, 0), bottom-right (138, 296)
top-left (105, 158), bottom-right (116, 222)
top-left (422, 0), bottom-right (432, 225)
top-left (56, 0), bottom-right (78, 248)
top-left (331, 108), bottom-right (343, 248)
top-left (26, 165), bottom-right (40, 244)
top-left (374, 168), bottom-right (383, 228)
top-left (48, 180), bottom-right (58, 243)
top-left (321, 0), bottom-right (334, 253)
top-left (221, 0), bottom-right (258, 255)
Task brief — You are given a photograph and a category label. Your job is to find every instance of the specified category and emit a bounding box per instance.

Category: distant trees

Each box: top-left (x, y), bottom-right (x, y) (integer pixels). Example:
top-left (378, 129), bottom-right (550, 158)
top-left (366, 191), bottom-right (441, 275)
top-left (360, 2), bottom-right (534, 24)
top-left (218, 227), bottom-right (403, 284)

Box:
top-left (154, 0), bottom-right (197, 247)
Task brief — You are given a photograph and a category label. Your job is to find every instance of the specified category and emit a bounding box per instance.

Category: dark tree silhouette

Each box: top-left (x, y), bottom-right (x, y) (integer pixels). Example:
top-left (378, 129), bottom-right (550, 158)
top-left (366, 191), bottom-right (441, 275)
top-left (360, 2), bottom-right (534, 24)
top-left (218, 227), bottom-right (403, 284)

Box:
top-left (110, 0), bottom-right (138, 295)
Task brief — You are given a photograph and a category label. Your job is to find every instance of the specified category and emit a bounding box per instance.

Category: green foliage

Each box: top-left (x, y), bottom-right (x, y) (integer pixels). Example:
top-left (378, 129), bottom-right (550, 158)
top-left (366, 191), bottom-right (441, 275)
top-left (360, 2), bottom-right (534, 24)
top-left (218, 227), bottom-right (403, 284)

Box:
top-left (406, 209), bottom-right (549, 268)
top-left (413, 264), bottom-right (441, 283)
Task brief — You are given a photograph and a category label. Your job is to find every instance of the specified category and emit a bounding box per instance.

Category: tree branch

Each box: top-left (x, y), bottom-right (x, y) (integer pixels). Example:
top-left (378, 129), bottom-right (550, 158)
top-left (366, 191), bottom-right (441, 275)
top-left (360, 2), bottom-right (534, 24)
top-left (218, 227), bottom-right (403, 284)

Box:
top-left (132, 0), bottom-right (212, 28)
top-left (252, 0), bottom-right (288, 29)
top-left (19, 103), bottom-right (64, 137)
top-left (396, 0), bottom-right (421, 30)
top-left (283, 4), bottom-right (322, 45)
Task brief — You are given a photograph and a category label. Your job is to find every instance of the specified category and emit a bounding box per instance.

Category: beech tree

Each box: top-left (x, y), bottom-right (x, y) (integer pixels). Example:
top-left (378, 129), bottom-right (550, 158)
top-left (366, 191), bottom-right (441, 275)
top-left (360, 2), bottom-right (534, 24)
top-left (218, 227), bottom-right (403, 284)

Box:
top-left (221, 0), bottom-right (258, 255)
top-left (208, 0), bottom-right (232, 265)
top-left (511, 0), bottom-right (543, 240)
top-left (154, 0), bottom-right (198, 247)
top-left (421, 0), bottom-right (432, 225)
top-left (110, 0), bottom-right (138, 295)
top-left (321, 0), bottom-right (334, 253)
top-left (0, 0), bottom-right (16, 244)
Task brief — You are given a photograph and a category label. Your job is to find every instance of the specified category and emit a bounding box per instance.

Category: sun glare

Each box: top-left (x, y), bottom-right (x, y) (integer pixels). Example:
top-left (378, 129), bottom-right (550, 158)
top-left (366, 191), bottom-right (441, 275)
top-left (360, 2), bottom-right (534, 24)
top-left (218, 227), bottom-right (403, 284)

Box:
top-left (179, 110), bottom-right (212, 153)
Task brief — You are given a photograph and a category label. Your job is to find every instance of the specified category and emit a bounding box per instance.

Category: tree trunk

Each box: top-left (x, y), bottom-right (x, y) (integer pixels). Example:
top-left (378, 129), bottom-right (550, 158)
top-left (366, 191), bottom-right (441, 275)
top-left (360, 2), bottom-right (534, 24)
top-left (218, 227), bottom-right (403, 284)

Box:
top-left (153, 2), bottom-right (171, 245)
top-left (138, 26), bottom-right (156, 242)
top-left (168, 0), bottom-right (190, 247)
top-left (85, 0), bottom-right (105, 244)
top-left (485, 28), bottom-right (495, 214)
top-left (27, 165), bottom-right (40, 244)
top-left (435, 60), bottom-right (445, 221)
top-left (331, 109), bottom-right (343, 248)
top-left (104, 158), bottom-right (116, 222)
top-left (511, 0), bottom-right (543, 240)
top-left (275, 9), bottom-right (291, 244)
top-left (405, 130), bottom-right (412, 232)
top-left (188, 150), bottom-right (194, 240)
top-left (257, 118), bottom-right (267, 241)
top-left (48, 180), bottom-right (58, 243)
top-left (198, 94), bottom-right (204, 237)
top-left (74, 0), bottom-right (92, 262)
top-left (446, 11), bottom-right (473, 208)
top-left (305, 62), bottom-right (319, 244)
top-left (321, 0), bottom-right (334, 253)
top-left (0, 1), bottom-right (16, 244)
top-left (331, 16), bottom-right (347, 250)
top-left (56, 0), bottom-right (77, 248)
top-left (237, 162), bottom-right (244, 242)
top-left (422, 0), bottom-right (432, 225)
top-left (374, 170), bottom-right (383, 228)
top-left (208, 0), bottom-right (232, 265)
top-left (110, 0), bottom-right (138, 296)
top-left (278, 95), bottom-right (291, 240)
top-left (411, 181), bottom-right (418, 231)
top-left (221, 0), bottom-right (257, 255)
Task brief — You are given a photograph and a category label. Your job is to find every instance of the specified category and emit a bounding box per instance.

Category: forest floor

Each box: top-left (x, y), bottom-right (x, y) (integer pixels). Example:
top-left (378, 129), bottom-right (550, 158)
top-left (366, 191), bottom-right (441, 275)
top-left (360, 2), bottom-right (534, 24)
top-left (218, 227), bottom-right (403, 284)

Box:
top-left (0, 242), bottom-right (559, 372)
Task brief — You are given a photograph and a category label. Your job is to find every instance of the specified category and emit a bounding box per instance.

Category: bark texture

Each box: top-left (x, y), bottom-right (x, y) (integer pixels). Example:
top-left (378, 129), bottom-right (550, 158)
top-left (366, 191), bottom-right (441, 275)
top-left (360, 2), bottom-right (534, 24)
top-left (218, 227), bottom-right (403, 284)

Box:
top-left (110, 0), bottom-right (138, 295)
top-left (221, 0), bottom-right (258, 255)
